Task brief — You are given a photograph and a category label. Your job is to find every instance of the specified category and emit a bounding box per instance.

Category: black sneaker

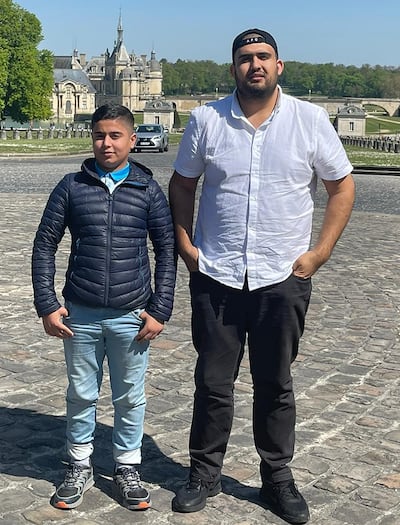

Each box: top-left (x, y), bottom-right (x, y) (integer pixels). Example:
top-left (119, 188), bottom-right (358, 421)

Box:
top-left (260, 480), bottom-right (310, 524)
top-left (113, 465), bottom-right (151, 511)
top-left (52, 462), bottom-right (94, 509)
top-left (172, 474), bottom-right (221, 513)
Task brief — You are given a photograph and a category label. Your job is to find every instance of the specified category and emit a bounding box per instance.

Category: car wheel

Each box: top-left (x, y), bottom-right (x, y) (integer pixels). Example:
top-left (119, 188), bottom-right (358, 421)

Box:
top-left (164, 144), bottom-right (169, 152)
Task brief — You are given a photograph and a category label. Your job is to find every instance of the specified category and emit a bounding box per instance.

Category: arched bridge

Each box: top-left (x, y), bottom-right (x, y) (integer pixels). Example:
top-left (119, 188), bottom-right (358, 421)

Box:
top-left (301, 97), bottom-right (400, 117)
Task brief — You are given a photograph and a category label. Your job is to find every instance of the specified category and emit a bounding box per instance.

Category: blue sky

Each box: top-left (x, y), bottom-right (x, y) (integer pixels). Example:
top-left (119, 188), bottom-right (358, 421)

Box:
top-left (15, 0), bottom-right (400, 67)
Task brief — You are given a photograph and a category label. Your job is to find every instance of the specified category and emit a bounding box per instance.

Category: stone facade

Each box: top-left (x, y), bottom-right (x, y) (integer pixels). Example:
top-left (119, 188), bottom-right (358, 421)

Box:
top-left (52, 51), bottom-right (96, 125)
top-left (85, 15), bottom-right (162, 113)
top-left (333, 104), bottom-right (366, 136)
top-left (51, 15), bottom-right (163, 124)
top-left (143, 100), bottom-right (175, 130)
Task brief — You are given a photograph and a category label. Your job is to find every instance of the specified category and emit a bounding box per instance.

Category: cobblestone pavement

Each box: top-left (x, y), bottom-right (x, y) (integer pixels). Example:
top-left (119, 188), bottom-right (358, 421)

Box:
top-left (0, 156), bottom-right (399, 524)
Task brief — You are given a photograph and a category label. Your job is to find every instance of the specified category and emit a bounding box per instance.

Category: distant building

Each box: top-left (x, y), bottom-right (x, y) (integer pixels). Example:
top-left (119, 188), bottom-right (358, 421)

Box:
top-left (333, 104), bottom-right (366, 136)
top-left (51, 14), bottom-right (163, 124)
top-left (143, 99), bottom-right (176, 130)
top-left (52, 50), bottom-right (96, 125)
top-left (85, 14), bottom-right (163, 113)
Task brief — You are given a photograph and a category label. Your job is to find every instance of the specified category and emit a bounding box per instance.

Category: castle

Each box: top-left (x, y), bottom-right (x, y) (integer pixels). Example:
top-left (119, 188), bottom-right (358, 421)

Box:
top-left (51, 15), bottom-right (163, 124)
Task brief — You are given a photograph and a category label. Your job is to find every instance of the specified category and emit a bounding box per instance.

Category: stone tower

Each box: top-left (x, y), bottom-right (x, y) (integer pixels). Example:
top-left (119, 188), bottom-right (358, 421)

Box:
top-left (87, 14), bottom-right (163, 111)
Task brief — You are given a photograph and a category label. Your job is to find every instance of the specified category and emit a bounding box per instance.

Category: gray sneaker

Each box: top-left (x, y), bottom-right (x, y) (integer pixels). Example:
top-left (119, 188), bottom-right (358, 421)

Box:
top-left (113, 465), bottom-right (151, 510)
top-left (52, 462), bottom-right (94, 509)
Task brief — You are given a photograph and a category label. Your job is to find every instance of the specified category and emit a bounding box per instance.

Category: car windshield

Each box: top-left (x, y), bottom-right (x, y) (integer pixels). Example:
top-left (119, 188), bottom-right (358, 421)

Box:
top-left (137, 125), bottom-right (161, 133)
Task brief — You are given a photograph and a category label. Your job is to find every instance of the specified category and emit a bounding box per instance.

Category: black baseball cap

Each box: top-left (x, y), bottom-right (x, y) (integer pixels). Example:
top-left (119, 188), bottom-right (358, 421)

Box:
top-left (232, 29), bottom-right (278, 60)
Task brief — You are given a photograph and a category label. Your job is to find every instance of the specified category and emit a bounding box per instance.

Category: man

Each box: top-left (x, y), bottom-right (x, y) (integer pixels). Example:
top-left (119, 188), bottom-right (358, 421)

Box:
top-left (32, 104), bottom-right (176, 511)
top-left (168, 29), bottom-right (355, 524)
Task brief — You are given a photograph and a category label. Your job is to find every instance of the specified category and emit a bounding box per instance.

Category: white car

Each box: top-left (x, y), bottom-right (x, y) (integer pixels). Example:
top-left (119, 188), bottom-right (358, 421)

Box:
top-left (133, 124), bottom-right (169, 153)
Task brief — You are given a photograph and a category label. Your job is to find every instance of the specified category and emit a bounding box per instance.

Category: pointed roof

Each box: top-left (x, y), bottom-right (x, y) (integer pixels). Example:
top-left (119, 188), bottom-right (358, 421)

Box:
top-left (150, 50), bottom-right (161, 72)
top-left (117, 11), bottom-right (123, 45)
top-left (110, 13), bottom-right (130, 64)
top-left (54, 52), bottom-right (82, 70)
top-left (54, 69), bottom-right (96, 93)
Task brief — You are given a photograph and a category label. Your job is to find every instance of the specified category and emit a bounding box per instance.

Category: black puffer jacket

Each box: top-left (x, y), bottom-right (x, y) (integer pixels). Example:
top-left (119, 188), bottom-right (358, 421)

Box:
top-left (32, 158), bottom-right (176, 321)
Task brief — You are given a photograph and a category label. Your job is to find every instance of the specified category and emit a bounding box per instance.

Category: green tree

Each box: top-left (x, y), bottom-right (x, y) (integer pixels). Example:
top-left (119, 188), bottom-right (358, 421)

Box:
top-left (280, 61), bottom-right (316, 95)
top-left (382, 71), bottom-right (400, 98)
top-left (0, 38), bottom-right (9, 118)
top-left (360, 65), bottom-right (386, 97)
top-left (159, 55), bottom-right (400, 100)
top-left (161, 59), bottom-right (234, 96)
top-left (160, 59), bottom-right (180, 95)
top-left (0, 0), bottom-right (53, 123)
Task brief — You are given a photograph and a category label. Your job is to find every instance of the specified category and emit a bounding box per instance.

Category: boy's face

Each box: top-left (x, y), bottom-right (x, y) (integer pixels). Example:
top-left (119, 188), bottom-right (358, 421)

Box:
top-left (92, 118), bottom-right (136, 172)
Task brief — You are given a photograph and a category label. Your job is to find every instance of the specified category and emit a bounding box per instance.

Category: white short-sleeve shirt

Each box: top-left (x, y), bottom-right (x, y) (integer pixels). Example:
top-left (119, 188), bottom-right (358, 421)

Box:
top-left (174, 87), bottom-right (353, 290)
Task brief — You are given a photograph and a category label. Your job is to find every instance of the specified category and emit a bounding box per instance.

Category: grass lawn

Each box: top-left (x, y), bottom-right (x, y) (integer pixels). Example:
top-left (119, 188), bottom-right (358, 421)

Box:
top-left (0, 133), bottom-right (183, 155)
top-left (0, 137), bottom-right (93, 155)
top-left (345, 145), bottom-right (400, 167)
top-left (366, 115), bottom-right (400, 135)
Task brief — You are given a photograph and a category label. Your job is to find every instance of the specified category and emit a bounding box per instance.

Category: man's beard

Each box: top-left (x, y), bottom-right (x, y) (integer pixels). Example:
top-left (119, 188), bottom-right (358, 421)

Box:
top-left (236, 77), bottom-right (278, 100)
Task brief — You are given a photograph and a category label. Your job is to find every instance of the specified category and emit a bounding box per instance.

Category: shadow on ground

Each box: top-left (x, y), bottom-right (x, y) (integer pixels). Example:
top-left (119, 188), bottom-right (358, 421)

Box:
top-left (0, 406), bottom-right (261, 510)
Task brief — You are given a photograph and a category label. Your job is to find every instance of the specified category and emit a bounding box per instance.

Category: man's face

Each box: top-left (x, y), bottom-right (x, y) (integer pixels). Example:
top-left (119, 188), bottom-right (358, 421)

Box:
top-left (92, 118), bottom-right (136, 172)
top-left (231, 42), bottom-right (284, 100)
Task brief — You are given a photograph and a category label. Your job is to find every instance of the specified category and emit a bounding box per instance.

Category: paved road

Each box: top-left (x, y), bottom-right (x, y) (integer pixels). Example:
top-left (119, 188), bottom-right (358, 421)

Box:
top-left (0, 152), bottom-right (399, 524)
top-left (1, 147), bottom-right (399, 214)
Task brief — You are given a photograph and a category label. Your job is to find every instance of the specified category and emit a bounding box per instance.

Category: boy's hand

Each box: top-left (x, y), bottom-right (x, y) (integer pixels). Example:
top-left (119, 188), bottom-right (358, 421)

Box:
top-left (42, 307), bottom-right (74, 338)
top-left (136, 311), bottom-right (164, 342)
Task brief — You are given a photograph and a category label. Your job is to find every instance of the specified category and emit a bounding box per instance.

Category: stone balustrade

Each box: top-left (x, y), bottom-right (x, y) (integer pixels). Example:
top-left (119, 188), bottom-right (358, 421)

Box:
top-left (341, 135), bottom-right (400, 153)
top-left (0, 128), bottom-right (91, 140)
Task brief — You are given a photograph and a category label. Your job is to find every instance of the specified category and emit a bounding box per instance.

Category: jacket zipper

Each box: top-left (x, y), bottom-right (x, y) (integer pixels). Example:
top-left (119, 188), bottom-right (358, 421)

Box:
top-left (104, 191), bottom-right (114, 305)
top-left (101, 177), bottom-right (148, 306)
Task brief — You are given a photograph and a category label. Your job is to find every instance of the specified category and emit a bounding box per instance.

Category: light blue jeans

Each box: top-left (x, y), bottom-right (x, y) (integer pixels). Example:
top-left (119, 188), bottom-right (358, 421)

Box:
top-left (62, 301), bottom-right (149, 465)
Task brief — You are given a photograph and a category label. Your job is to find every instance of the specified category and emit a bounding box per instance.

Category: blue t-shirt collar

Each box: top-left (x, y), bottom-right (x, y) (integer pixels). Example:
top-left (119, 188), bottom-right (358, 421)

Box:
top-left (95, 162), bottom-right (130, 182)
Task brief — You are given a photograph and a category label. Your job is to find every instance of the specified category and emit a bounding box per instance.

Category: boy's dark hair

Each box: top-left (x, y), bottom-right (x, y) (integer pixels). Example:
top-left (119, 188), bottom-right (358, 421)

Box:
top-left (91, 104), bottom-right (135, 131)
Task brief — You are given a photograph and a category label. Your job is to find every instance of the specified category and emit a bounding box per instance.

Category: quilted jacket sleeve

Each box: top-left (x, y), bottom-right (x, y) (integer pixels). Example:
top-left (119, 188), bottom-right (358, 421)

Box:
top-left (145, 180), bottom-right (176, 322)
top-left (31, 176), bottom-right (70, 317)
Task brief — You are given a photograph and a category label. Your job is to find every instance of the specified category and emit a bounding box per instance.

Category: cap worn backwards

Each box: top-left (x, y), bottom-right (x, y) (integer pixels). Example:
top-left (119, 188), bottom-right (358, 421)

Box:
top-left (232, 29), bottom-right (278, 60)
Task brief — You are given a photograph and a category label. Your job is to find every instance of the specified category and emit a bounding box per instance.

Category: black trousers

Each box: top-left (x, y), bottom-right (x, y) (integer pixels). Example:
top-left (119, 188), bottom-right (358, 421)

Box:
top-left (188, 272), bottom-right (312, 484)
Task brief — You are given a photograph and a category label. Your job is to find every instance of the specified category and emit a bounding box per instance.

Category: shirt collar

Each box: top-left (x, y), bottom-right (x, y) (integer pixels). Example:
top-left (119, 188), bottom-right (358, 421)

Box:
top-left (95, 162), bottom-right (130, 182)
top-left (231, 85), bottom-right (282, 125)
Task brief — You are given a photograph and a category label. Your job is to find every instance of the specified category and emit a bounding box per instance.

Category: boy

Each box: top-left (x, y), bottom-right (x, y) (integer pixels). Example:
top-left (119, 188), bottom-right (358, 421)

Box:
top-left (32, 104), bottom-right (176, 511)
